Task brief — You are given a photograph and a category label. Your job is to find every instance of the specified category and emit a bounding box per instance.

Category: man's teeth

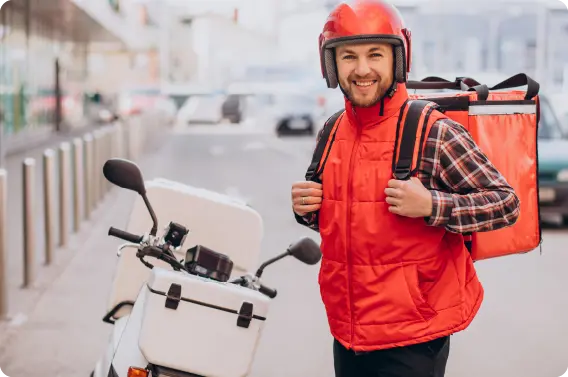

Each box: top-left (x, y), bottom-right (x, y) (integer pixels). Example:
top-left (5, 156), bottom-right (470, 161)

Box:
top-left (355, 81), bottom-right (375, 87)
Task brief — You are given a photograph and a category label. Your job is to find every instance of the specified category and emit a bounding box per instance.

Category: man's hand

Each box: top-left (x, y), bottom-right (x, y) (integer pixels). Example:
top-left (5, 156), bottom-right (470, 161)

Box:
top-left (292, 181), bottom-right (323, 216)
top-left (384, 177), bottom-right (433, 218)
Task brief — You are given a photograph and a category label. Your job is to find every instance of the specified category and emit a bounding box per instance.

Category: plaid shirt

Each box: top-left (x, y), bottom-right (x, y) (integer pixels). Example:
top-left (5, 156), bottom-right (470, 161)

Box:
top-left (298, 117), bottom-right (520, 234)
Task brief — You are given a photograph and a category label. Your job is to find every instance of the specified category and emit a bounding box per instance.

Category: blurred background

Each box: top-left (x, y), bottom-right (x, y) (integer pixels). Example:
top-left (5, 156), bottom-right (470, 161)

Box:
top-left (3, 0), bottom-right (567, 149)
top-left (1, 0), bottom-right (568, 377)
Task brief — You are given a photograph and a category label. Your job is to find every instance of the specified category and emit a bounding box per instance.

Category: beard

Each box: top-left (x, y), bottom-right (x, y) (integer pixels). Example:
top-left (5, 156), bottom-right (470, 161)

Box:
top-left (339, 73), bottom-right (391, 108)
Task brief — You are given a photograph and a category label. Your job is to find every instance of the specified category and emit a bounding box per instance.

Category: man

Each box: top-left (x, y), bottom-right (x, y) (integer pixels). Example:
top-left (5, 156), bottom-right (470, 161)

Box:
top-left (291, 1), bottom-right (521, 376)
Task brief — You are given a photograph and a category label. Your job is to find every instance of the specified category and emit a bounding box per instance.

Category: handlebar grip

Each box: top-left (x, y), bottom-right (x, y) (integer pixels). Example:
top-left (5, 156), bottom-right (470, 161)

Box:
top-left (108, 227), bottom-right (143, 244)
top-left (259, 284), bottom-right (277, 299)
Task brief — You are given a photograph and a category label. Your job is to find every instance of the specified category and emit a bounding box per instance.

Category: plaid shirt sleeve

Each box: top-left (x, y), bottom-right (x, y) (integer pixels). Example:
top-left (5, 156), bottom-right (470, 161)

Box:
top-left (423, 118), bottom-right (521, 233)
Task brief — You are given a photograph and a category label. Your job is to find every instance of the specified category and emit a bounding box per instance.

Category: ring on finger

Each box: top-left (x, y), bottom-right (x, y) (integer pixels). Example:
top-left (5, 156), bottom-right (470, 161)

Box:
top-left (301, 196), bottom-right (306, 205)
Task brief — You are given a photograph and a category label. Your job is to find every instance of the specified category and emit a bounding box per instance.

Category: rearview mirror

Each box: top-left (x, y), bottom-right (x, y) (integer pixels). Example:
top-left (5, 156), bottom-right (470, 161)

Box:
top-left (103, 158), bottom-right (159, 236)
top-left (287, 237), bottom-right (322, 265)
top-left (254, 237), bottom-right (322, 278)
top-left (103, 158), bottom-right (146, 195)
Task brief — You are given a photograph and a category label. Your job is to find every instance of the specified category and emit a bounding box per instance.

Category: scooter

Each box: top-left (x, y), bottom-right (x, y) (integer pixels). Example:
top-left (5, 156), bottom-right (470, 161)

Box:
top-left (92, 158), bottom-right (322, 377)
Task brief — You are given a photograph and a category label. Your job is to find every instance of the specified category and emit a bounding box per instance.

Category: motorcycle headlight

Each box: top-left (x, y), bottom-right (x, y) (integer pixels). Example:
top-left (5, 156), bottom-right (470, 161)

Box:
top-left (558, 169), bottom-right (568, 182)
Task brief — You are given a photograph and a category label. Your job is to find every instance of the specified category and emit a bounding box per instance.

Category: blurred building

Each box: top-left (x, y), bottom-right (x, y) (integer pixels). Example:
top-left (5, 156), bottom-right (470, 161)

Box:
top-left (85, 0), bottom-right (160, 93)
top-left (0, 0), bottom-right (157, 152)
top-left (145, 0), bottom-right (279, 95)
top-left (397, 0), bottom-right (568, 92)
top-left (277, 0), bottom-right (568, 93)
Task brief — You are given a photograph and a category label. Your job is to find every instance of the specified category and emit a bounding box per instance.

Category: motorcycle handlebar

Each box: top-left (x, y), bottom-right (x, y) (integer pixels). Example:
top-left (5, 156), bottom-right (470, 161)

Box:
top-left (108, 227), bottom-right (279, 299)
top-left (108, 227), bottom-right (143, 244)
top-left (228, 277), bottom-right (277, 298)
top-left (258, 284), bottom-right (277, 299)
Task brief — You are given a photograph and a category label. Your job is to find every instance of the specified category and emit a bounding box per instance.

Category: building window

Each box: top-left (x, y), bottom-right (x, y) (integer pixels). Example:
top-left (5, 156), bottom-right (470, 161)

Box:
top-left (0, 1), bottom-right (29, 136)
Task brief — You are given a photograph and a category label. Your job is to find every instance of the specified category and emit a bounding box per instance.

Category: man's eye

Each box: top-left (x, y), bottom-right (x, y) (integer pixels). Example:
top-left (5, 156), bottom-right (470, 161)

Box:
top-left (370, 53), bottom-right (383, 58)
top-left (342, 55), bottom-right (355, 60)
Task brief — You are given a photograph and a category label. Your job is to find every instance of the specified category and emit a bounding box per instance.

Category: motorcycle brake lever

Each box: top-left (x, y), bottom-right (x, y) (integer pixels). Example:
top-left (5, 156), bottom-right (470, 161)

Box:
top-left (117, 243), bottom-right (140, 257)
top-left (137, 245), bottom-right (163, 258)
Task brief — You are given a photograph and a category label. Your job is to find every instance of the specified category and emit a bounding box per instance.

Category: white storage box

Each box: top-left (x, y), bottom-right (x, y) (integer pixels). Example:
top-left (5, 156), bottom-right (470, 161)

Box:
top-left (138, 268), bottom-right (271, 377)
top-left (107, 178), bottom-right (264, 319)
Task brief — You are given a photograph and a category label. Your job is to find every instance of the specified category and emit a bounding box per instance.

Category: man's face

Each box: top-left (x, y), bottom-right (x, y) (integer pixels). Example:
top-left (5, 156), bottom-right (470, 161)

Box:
top-left (335, 42), bottom-right (394, 107)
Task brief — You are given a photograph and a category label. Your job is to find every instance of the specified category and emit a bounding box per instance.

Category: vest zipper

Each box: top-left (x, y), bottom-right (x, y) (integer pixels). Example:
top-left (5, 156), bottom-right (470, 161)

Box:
top-left (347, 108), bottom-right (362, 347)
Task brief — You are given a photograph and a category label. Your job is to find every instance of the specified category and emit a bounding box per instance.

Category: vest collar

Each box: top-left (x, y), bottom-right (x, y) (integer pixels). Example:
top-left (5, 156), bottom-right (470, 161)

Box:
top-left (345, 83), bottom-right (409, 129)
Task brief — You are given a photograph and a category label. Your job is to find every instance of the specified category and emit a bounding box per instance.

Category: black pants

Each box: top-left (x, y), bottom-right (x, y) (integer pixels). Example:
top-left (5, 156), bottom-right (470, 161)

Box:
top-left (333, 336), bottom-right (450, 377)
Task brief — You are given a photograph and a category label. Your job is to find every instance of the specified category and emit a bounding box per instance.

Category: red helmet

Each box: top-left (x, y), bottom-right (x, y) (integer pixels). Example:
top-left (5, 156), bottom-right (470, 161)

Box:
top-left (318, 0), bottom-right (412, 89)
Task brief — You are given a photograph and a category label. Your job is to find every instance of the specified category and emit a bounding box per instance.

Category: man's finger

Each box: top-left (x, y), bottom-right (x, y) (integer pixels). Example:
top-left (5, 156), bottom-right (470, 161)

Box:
top-left (293, 204), bottom-right (321, 213)
top-left (387, 179), bottom-right (405, 189)
top-left (410, 177), bottom-right (424, 186)
top-left (294, 181), bottom-right (323, 189)
top-left (294, 196), bottom-right (322, 205)
top-left (293, 188), bottom-right (323, 198)
top-left (388, 205), bottom-right (402, 215)
top-left (385, 196), bottom-right (401, 206)
top-left (384, 188), bottom-right (403, 198)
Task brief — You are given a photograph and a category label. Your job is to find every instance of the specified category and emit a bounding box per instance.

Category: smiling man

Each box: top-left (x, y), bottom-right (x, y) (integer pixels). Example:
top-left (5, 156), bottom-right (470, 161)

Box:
top-left (290, 1), bottom-right (520, 376)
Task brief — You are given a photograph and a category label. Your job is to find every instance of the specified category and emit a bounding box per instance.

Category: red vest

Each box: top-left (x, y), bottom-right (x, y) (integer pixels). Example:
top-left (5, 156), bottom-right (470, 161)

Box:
top-left (318, 84), bottom-right (484, 351)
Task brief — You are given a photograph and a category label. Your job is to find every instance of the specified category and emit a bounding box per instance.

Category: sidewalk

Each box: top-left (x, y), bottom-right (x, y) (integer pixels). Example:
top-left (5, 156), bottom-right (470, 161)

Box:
top-left (0, 188), bottom-right (135, 377)
top-left (0, 136), bottom-right (168, 377)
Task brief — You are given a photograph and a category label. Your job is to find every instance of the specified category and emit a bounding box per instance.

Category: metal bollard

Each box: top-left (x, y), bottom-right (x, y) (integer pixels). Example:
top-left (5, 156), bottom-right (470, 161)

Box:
top-left (106, 128), bottom-right (113, 192)
top-left (59, 143), bottom-right (71, 248)
top-left (137, 118), bottom-right (143, 159)
top-left (98, 129), bottom-right (105, 201)
top-left (0, 169), bottom-right (7, 317)
top-left (72, 138), bottom-right (83, 232)
top-left (96, 130), bottom-right (102, 199)
top-left (93, 130), bottom-right (101, 205)
top-left (91, 131), bottom-right (97, 207)
top-left (124, 120), bottom-right (131, 160)
top-left (43, 149), bottom-right (56, 265)
top-left (102, 129), bottom-right (109, 195)
top-left (126, 118), bottom-right (136, 161)
top-left (23, 158), bottom-right (35, 288)
top-left (115, 121), bottom-right (124, 159)
top-left (83, 134), bottom-right (93, 219)
top-left (102, 128), bottom-right (109, 195)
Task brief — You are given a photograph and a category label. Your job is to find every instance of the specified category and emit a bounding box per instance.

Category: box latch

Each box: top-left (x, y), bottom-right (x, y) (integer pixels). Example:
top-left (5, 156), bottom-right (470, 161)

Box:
top-left (237, 301), bottom-right (253, 328)
top-left (165, 283), bottom-right (182, 310)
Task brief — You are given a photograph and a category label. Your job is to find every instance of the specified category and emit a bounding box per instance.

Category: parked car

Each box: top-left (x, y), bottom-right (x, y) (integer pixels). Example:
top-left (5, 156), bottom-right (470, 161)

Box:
top-left (274, 93), bottom-right (323, 137)
top-left (176, 93), bottom-right (225, 125)
top-left (220, 94), bottom-right (243, 123)
top-left (535, 94), bottom-right (568, 224)
top-left (546, 92), bottom-right (568, 133)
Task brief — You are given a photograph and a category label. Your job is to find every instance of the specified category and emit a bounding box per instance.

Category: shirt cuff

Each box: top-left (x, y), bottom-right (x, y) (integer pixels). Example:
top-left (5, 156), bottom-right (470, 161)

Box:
top-left (294, 211), bottom-right (317, 227)
top-left (425, 190), bottom-right (454, 227)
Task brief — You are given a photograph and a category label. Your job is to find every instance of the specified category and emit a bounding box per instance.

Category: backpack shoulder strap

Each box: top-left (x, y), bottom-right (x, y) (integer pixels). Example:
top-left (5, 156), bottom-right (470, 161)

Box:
top-left (305, 109), bottom-right (344, 183)
top-left (393, 99), bottom-right (474, 252)
top-left (393, 99), bottom-right (438, 180)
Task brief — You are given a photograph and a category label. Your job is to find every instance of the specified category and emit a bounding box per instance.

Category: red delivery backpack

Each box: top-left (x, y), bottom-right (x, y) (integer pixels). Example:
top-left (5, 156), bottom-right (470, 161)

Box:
top-left (306, 73), bottom-right (542, 262)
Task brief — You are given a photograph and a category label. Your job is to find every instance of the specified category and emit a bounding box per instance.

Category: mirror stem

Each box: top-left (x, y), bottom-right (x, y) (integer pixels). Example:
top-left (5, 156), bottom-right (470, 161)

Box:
top-left (255, 251), bottom-right (291, 278)
top-left (142, 194), bottom-right (158, 236)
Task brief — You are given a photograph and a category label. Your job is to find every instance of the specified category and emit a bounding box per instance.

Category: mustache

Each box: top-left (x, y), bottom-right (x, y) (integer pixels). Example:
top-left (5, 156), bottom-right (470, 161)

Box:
top-left (348, 74), bottom-right (381, 82)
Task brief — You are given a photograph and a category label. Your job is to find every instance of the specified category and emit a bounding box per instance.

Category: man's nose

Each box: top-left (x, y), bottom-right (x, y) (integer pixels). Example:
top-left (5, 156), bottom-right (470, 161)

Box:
top-left (354, 58), bottom-right (371, 77)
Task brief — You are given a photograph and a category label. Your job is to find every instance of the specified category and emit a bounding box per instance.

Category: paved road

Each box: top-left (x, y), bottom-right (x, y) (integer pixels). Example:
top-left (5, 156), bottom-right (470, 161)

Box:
top-left (0, 124), bottom-right (567, 377)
